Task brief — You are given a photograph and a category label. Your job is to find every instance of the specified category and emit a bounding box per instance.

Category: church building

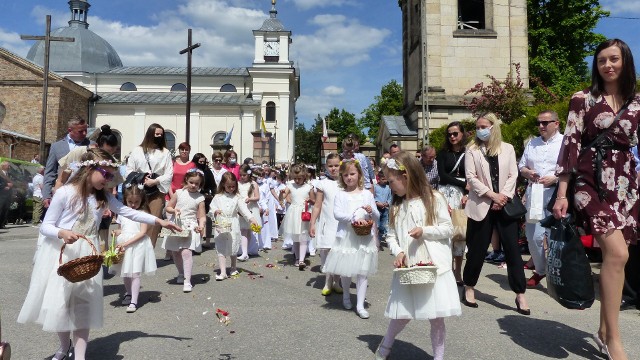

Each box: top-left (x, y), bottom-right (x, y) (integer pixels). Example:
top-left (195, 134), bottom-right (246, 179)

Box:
top-left (12, 0), bottom-right (299, 163)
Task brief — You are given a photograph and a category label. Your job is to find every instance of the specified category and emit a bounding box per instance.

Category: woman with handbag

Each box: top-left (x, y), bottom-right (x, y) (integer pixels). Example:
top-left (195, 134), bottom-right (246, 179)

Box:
top-left (553, 39), bottom-right (640, 360)
top-left (436, 121), bottom-right (469, 286)
top-left (126, 123), bottom-right (173, 248)
top-left (461, 113), bottom-right (530, 315)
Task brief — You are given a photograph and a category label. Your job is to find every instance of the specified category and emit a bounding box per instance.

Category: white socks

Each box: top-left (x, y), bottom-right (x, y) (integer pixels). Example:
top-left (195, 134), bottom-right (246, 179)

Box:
top-left (356, 275), bottom-right (368, 312)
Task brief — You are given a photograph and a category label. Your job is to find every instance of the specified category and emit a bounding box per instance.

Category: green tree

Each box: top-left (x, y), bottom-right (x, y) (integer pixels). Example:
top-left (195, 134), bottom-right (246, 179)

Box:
top-left (294, 121), bottom-right (320, 165)
top-left (528, 0), bottom-right (609, 100)
top-left (320, 108), bottom-right (364, 148)
top-left (358, 79), bottom-right (404, 141)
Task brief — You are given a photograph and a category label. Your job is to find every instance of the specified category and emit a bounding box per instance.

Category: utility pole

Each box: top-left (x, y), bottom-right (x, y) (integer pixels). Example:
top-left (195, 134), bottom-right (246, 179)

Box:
top-left (179, 29), bottom-right (201, 143)
top-left (21, 15), bottom-right (74, 165)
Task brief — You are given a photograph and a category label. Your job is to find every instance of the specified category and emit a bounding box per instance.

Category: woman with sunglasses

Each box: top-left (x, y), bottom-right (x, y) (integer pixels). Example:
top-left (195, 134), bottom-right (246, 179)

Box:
top-left (210, 151), bottom-right (228, 189)
top-left (436, 122), bottom-right (469, 285)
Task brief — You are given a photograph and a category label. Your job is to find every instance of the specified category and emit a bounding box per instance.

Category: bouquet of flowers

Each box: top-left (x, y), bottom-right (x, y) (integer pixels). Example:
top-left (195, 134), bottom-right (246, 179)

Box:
top-left (250, 223), bottom-right (262, 233)
top-left (102, 233), bottom-right (124, 267)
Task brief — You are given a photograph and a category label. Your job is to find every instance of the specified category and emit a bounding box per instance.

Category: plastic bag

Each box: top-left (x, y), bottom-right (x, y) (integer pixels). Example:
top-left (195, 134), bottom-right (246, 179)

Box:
top-left (540, 215), bottom-right (595, 310)
top-left (526, 183), bottom-right (545, 223)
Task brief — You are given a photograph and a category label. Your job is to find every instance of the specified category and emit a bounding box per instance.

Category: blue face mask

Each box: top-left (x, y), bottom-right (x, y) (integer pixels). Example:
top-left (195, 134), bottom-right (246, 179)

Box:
top-left (476, 126), bottom-right (492, 141)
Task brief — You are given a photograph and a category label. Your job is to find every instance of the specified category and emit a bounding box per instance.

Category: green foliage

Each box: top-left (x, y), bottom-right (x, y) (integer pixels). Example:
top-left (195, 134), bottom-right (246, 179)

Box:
top-left (294, 122), bottom-right (320, 166)
top-left (319, 108), bottom-right (365, 148)
top-left (527, 0), bottom-right (609, 100)
top-left (358, 79), bottom-right (404, 141)
top-left (428, 119), bottom-right (476, 153)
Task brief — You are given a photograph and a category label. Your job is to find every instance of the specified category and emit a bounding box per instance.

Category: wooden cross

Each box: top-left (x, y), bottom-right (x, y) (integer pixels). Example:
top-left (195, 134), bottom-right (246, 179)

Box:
top-left (21, 15), bottom-right (74, 164)
top-left (179, 28), bottom-right (201, 143)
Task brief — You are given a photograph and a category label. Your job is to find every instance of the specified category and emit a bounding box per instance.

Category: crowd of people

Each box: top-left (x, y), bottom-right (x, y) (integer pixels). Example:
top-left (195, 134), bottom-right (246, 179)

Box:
top-left (11, 38), bottom-right (640, 360)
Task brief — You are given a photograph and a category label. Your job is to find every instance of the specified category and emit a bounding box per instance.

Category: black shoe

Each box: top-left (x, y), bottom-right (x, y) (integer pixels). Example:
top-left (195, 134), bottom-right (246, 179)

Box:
top-left (620, 298), bottom-right (637, 310)
top-left (515, 298), bottom-right (531, 316)
top-left (461, 294), bottom-right (478, 308)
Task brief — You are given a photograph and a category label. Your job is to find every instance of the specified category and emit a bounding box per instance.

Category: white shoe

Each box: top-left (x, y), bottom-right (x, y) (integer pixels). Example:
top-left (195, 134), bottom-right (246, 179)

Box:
top-left (343, 298), bottom-right (353, 310)
top-left (230, 270), bottom-right (239, 276)
top-left (356, 308), bottom-right (370, 319)
top-left (176, 274), bottom-right (184, 284)
top-left (238, 254), bottom-right (249, 262)
top-left (183, 283), bottom-right (193, 293)
top-left (215, 274), bottom-right (228, 281)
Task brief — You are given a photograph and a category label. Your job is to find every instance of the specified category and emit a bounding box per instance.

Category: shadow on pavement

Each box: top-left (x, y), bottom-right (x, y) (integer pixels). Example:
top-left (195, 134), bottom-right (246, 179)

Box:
top-left (497, 315), bottom-right (600, 359)
top-left (357, 334), bottom-right (432, 360)
top-left (86, 331), bottom-right (191, 359)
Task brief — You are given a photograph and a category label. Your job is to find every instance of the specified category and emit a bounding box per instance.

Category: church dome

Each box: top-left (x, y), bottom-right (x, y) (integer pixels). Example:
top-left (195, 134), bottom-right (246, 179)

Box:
top-left (26, 0), bottom-right (122, 73)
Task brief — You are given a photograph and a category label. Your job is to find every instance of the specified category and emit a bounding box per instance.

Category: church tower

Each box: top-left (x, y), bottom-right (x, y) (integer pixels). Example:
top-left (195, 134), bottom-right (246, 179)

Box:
top-left (250, 0), bottom-right (300, 163)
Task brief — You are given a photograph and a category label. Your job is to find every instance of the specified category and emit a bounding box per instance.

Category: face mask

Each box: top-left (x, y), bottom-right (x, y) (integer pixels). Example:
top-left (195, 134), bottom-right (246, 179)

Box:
top-left (229, 158), bottom-right (237, 165)
top-left (153, 136), bottom-right (163, 146)
top-left (257, 178), bottom-right (264, 184)
top-left (476, 127), bottom-right (492, 141)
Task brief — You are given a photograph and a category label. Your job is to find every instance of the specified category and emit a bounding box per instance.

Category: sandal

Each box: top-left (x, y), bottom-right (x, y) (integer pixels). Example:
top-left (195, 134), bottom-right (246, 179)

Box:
top-left (52, 339), bottom-right (72, 360)
top-left (375, 340), bottom-right (392, 360)
top-left (298, 261), bottom-right (306, 271)
top-left (126, 303), bottom-right (137, 313)
top-left (121, 294), bottom-right (132, 306)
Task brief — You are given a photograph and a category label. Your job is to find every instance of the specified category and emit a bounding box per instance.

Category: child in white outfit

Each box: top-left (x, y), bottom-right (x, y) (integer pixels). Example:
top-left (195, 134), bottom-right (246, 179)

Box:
top-left (279, 164), bottom-right (314, 270)
top-left (162, 169), bottom-right (207, 293)
top-left (375, 152), bottom-right (461, 360)
top-left (237, 164), bottom-right (261, 260)
top-left (109, 185), bottom-right (157, 313)
top-left (322, 159), bottom-right (379, 319)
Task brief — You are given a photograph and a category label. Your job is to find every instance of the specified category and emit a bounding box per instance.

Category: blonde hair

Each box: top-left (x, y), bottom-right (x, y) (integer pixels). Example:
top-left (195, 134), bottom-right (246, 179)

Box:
top-left (68, 148), bottom-right (116, 213)
top-left (337, 159), bottom-right (364, 190)
top-left (383, 151), bottom-right (437, 227)
top-left (289, 163), bottom-right (308, 183)
top-left (468, 112), bottom-right (503, 156)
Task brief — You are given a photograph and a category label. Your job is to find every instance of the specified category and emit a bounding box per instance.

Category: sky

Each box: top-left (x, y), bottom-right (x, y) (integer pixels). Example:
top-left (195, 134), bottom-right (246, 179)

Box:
top-left (0, 0), bottom-right (638, 129)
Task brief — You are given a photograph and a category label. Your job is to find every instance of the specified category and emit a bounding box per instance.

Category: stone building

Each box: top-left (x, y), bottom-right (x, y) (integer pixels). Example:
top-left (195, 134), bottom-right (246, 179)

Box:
top-left (0, 47), bottom-right (92, 161)
top-left (25, 0), bottom-right (299, 164)
top-left (378, 0), bottom-right (529, 152)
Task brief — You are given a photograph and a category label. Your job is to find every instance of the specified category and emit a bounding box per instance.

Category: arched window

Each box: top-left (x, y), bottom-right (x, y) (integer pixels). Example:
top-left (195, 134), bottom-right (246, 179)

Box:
top-left (212, 131), bottom-right (227, 145)
top-left (111, 129), bottom-right (123, 161)
top-left (220, 84), bottom-right (237, 93)
top-left (164, 130), bottom-right (176, 153)
top-left (265, 101), bottom-right (276, 123)
top-left (120, 82), bottom-right (137, 91)
top-left (171, 83), bottom-right (187, 92)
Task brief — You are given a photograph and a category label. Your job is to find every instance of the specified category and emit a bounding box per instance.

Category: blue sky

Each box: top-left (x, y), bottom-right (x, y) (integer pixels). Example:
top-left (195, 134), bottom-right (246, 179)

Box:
top-left (0, 0), bottom-right (638, 129)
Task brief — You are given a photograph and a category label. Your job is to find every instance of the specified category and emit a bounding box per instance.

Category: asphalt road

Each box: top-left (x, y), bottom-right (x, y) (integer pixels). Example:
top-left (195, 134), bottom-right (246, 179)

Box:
top-left (0, 224), bottom-right (638, 359)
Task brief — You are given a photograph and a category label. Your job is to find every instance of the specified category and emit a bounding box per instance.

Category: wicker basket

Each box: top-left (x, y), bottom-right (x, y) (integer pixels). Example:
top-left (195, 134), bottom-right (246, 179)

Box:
top-left (394, 265), bottom-right (438, 285)
top-left (102, 249), bottom-right (125, 265)
top-left (57, 237), bottom-right (104, 283)
top-left (351, 220), bottom-right (374, 236)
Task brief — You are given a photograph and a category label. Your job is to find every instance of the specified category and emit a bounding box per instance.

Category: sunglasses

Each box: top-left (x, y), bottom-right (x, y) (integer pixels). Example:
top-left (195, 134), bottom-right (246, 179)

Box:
top-left (447, 132), bottom-right (460, 137)
top-left (537, 121), bottom-right (555, 127)
top-left (94, 167), bottom-right (115, 181)
top-left (213, 158), bottom-right (222, 162)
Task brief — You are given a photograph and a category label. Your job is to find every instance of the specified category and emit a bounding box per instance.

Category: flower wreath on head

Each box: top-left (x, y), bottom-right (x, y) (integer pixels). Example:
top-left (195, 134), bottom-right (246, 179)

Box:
top-left (68, 159), bottom-right (121, 172)
top-left (339, 159), bottom-right (360, 166)
top-left (186, 168), bottom-right (205, 175)
top-left (386, 158), bottom-right (405, 171)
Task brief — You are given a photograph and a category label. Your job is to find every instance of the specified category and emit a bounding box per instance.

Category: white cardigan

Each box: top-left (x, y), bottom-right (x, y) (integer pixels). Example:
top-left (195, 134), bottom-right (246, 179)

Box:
top-left (126, 146), bottom-right (173, 194)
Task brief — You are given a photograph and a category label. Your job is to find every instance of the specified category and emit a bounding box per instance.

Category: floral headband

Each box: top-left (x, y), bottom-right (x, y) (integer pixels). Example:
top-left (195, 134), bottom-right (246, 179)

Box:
top-left (386, 158), bottom-right (405, 171)
top-left (186, 168), bottom-right (205, 175)
top-left (339, 159), bottom-right (360, 166)
top-left (69, 159), bottom-right (120, 171)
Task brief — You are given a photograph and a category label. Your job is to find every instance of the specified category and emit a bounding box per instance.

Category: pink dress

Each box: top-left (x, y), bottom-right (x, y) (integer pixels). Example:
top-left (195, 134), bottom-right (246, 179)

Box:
top-left (167, 161), bottom-right (196, 200)
top-left (222, 163), bottom-right (240, 179)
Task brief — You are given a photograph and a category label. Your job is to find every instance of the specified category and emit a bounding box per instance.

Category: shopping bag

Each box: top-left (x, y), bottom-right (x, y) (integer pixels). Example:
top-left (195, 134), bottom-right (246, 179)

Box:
top-left (540, 215), bottom-right (595, 310)
top-left (526, 183), bottom-right (545, 223)
top-left (450, 209), bottom-right (467, 242)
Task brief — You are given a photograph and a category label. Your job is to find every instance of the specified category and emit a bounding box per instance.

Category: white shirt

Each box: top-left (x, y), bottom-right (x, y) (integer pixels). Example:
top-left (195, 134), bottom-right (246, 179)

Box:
top-left (518, 131), bottom-right (563, 178)
top-left (126, 147), bottom-right (174, 194)
top-left (32, 173), bottom-right (44, 198)
top-left (66, 134), bottom-right (85, 152)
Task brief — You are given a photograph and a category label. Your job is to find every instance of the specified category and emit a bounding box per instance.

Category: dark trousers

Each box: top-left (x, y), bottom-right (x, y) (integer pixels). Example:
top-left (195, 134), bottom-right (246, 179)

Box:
top-left (623, 243), bottom-right (640, 304)
top-left (463, 209), bottom-right (526, 294)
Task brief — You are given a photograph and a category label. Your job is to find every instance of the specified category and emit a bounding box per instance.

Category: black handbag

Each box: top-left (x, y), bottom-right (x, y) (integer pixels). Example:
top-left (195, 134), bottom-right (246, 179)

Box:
top-left (502, 196), bottom-right (526, 220)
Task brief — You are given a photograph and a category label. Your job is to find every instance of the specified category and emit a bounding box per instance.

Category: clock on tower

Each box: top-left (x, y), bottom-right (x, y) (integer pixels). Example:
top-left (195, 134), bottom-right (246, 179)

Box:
top-left (264, 40), bottom-right (279, 62)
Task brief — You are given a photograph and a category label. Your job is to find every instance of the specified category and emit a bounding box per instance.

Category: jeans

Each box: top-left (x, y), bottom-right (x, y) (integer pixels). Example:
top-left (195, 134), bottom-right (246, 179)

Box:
top-left (378, 207), bottom-right (389, 239)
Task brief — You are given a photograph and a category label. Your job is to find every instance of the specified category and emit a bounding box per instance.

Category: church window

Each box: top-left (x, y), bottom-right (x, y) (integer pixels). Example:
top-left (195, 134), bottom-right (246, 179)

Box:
top-left (171, 83), bottom-right (187, 92)
top-left (164, 130), bottom-right (176, 153)
top-left (458, 0), bottom-right (485, 29)
top-left (220, 84), bottom-right (237, 93)
top-left (120, 82), bottom-right (137, 91)
top-left (212, 131), bottom-right (227, 145)
top-left (265, 102), bottom-right (276, 123)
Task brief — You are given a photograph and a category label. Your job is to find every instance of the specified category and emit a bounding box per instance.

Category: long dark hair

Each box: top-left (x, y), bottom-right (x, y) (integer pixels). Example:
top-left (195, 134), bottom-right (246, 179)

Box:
top-left (139, 123), bottom-right (166, 152)
top-left (442, 121), bottom-right (467, 152)
top-left (192, 153), bottom-right (208, 170)
top-left (590, 38), bottom-right (637, 102)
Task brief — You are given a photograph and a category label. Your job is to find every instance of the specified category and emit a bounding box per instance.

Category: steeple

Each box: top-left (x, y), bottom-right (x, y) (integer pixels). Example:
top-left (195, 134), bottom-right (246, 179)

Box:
top-left (270, 0), bottom-right (277, 19)
top-left (68, 0), bottom-right (90, 29)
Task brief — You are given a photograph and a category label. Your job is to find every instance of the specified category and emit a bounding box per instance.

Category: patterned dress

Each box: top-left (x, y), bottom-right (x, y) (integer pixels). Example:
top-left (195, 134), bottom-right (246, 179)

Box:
top-left (556, 90), bottom-right (640, 244)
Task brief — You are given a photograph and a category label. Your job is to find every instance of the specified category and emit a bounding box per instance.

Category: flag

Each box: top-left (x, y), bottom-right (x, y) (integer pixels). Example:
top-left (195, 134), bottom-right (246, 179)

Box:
top-left (223, 125), bottom-right (234, 145)
top-left (261, 117), bottom-right (267, 139)
top-left (322, 116), bottom-right (328, 142)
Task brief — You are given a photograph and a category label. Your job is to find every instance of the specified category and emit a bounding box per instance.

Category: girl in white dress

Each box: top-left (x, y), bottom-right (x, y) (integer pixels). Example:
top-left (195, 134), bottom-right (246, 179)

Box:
top-left (375, 151), bottom-right (461, 360)
top-left (322, 159), bottom-right (379, 319)
top-left (237, 164), bottom-right (261, 260)
top-left (255, 168), bottom-right (273, 251)
top-left (210, 172), bottom-right (259, 280)
top-left (279, 164), bottom-right (314, 270)
top-left (162, 169), bottom-right (207, 293)
top-left (309, 153), bottom-right (342, 295)
top-left (17, 149), bottom-right (179, 360)
top-left (109, 185), bottom-right (157, 313)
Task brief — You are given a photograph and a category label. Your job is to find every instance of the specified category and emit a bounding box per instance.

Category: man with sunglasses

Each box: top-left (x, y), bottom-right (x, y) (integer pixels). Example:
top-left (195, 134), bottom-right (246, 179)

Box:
top-left (518, 110), bottom-right (562, 288)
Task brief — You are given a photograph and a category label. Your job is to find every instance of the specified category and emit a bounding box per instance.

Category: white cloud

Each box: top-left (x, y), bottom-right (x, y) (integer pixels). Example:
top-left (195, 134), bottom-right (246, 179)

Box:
top-left (323, 85), bottom-right (345, 95)
top-left (292, 14), bottom-right (391, 70)
top-left (0, 28), bottom-right (32, 56)
top-left (601, 0), bottom-right (640, 15)
top-left (289, 0), bottom-right (359, 11)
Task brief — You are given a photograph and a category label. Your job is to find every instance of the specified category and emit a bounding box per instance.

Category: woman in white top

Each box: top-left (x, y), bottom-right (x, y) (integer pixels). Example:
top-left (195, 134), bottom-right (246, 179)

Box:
top-left (210, 151), bottom-right (228, 188)
top-left (126, 123), bottom-right (173, 247)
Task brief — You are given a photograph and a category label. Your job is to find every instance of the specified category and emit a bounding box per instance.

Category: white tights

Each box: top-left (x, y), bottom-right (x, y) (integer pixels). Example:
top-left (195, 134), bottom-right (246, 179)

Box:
top-left (172, 249), bottom-right (193, 284)
top-left (380, 317), bottom-right (446, 360)
top-left (341, 275), bottom-right (368, 311)
top-left (56, 329), bottom-right (89, 360)
top-left (218, 255), bottom-right (237, 277)
top-left (123, 273), bottom-right (141, 306)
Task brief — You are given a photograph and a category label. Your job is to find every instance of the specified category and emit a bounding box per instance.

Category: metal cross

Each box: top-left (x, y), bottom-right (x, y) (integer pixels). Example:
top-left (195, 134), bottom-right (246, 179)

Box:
top-left (21, 15), bottom-right (74, 165)
top-left (179, 29), bottom-right (201, 143)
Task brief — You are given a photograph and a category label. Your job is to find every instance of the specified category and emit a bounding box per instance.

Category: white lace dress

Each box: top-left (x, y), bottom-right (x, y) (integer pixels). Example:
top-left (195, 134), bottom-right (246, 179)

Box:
top-left (279, 183), bottom-right (312, 241)
top-left (238, 181), bottom-right (261, 230)
top-left (313, 178), bottom-right (340, 249)
top-left (384, 195), bottom-right (462, 320)
top-left (209, 193), bottom-right (255, 257)
top-left (109, 216), bottom-right (157, 276)
top-left (162, 189), bottom-right (204, 252)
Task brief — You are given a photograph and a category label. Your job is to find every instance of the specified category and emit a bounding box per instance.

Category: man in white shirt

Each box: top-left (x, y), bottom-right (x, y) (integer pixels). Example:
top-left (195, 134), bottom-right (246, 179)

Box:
top-left (518, 110), bottom-right (563, 288)
top-left (31, 166), bottom-right (44, 226)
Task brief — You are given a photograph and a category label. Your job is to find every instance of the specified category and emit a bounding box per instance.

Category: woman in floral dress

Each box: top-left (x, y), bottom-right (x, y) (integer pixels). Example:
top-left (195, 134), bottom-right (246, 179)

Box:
top-left (553, 38), bottom-right (640, 360)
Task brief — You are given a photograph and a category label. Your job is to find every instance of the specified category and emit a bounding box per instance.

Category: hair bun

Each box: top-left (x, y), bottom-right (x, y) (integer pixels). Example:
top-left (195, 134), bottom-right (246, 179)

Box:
top-left (100, 124), bottom-right (112, 135)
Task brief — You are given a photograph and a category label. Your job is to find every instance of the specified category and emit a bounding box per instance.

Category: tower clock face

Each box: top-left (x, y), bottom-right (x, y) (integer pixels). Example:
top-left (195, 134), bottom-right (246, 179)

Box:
top-left (264, 41), bottom-right (279, 56)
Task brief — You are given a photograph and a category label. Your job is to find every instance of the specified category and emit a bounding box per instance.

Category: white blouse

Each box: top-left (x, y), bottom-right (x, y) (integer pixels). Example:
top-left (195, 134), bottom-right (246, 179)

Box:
top-left (126, 146), bottom-right (173, 194)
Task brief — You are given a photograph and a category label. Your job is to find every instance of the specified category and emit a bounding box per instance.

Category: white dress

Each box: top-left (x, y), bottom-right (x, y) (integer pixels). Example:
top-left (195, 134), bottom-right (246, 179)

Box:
top-left (384, 195), bottom-right (462, 320)
top-left (279, 182), bottom-right (312, 240)
top-left (209, 193), bottom-right (254, 257)
top-left (18, 186), bottom-right (157, 332)
top-left (322, 190), bottom-right (379, 277)
top-left (109, 216), bottom-right (157, 276)
top-left (266, 178), bottom-right (279, 238)
top-left (162, 189), bottom-right (204, 252)
top-left (313, 178), bottom-right (340, 249)
top-left (238, 182), bottom-right (261, 230)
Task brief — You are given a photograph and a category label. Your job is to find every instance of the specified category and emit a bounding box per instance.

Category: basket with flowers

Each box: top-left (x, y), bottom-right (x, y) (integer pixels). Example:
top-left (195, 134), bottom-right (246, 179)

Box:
top-left (393, 261), bottom-right (437, 285)
top-left (214, 216), bottom-right (232, 233)
top-left (102, 233), bottom-right (124, 267)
